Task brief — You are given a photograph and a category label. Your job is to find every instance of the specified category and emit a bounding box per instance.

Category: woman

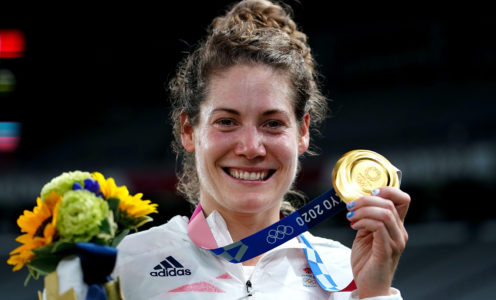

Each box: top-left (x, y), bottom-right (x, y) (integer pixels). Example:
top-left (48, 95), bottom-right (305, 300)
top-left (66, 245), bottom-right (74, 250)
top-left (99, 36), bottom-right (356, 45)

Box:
top-left (114, 0), bottom-right (410, 299)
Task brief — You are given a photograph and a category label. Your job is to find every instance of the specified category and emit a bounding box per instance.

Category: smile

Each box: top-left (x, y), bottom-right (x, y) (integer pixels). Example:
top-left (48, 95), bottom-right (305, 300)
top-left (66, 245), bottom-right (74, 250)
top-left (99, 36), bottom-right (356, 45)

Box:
top-left (223, 168), bottom-right (275, 181)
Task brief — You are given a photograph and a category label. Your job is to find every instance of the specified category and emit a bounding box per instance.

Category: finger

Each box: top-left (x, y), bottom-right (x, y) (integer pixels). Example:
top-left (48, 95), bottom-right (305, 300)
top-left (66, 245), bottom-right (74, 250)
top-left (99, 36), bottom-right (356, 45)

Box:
top-left (347, 195), bottom-right (404, 237)
top-left (347, 206), bottom-right (404, 243)
top-left (351, 217), bottom-right (408, 256)
top-left (351, 218), bottom-right (393, 255)
top-left (346, 196), bottom-right (408, 241)
top-left (372, 187), bottom-right (411, 221)
top-left (347, 195), bottom-right (401, 223)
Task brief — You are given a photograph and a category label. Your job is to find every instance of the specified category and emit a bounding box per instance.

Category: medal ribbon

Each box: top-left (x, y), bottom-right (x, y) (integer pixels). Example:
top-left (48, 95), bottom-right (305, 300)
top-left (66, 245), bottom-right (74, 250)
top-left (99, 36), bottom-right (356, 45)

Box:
top-left (188, 187), bottom-right (354, 292)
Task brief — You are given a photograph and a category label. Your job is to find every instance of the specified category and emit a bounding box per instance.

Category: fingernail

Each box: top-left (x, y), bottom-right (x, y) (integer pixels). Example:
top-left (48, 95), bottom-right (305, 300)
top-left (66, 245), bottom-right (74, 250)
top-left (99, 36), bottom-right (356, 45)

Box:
top-left (346, 211), bottom-right (354, 219)
top-left (346, 201), bottom-right (356, 210)
top-left (350, 221), bottom-right (355, 227)
top-left (371, 188), bottom-right (380, 196)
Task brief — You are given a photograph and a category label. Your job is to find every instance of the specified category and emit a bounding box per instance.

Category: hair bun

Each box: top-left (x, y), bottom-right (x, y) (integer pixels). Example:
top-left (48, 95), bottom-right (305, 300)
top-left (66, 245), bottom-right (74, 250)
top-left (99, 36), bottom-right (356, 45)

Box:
top-left (211, 0), bottom-right (306, 43)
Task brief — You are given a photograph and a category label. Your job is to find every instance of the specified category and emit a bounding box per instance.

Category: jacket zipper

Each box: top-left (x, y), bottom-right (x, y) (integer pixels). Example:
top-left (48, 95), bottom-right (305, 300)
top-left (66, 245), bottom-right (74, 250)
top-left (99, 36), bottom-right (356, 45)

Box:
top-left (246, 280), bottom-right (253, 296)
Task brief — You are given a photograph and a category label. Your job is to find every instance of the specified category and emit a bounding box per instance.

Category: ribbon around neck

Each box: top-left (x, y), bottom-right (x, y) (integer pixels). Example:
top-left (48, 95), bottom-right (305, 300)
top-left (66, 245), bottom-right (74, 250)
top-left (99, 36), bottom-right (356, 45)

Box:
top-left (187, 188), bottom-right (346, 263)
top-left (187, 188), bottom-right (357, 292)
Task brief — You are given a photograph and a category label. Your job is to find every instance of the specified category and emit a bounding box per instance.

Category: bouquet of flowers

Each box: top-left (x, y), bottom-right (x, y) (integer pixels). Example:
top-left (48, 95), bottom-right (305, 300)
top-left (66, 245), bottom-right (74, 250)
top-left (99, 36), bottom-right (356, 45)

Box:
top-left (7, 171), bottom-right (158, 299)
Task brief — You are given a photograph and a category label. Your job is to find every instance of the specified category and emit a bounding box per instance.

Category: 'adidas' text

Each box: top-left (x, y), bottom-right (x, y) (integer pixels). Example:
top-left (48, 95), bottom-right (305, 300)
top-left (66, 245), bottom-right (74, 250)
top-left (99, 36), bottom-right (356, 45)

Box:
top-left (150, 256), bottom-right (191, 277)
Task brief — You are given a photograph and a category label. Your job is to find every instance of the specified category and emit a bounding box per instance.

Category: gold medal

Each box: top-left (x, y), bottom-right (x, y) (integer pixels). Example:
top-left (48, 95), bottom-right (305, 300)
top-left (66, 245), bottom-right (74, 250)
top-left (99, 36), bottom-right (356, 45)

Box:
top-left (332, 150), bottom-right (400, 203)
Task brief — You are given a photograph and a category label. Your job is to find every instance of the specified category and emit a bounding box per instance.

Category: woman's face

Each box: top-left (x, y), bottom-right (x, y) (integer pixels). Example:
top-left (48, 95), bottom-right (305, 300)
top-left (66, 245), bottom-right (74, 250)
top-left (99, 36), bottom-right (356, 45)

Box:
top-left (181, 64), bottom-right (309, 218)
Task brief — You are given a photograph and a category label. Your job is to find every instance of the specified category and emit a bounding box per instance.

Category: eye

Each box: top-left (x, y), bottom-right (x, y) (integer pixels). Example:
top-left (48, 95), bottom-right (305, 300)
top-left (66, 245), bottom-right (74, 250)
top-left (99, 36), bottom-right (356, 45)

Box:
top-left (265, 120), bottom-right (282, 128)
top-left (214, 118), bottom-right (237, 129)
top-left (263, 120), bottom-right (285, 130)
top-left (219, 119), bottom-right (234, 126)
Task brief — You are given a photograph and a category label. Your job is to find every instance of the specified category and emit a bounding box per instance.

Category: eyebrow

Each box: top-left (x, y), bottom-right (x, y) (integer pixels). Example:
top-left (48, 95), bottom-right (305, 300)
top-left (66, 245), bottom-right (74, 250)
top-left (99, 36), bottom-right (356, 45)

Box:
top-left (210, 108), bottom-right (288, 117)
top-left (211, 108), bottom-right (239, 115)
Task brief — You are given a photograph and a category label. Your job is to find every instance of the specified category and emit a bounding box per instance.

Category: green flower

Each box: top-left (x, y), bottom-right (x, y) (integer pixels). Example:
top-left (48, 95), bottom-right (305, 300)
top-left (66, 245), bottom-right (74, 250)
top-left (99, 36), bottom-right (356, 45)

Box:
top-left (41, 171), bottom-right (92, 200)
top-left (56, 190), bottom-right (109, 242)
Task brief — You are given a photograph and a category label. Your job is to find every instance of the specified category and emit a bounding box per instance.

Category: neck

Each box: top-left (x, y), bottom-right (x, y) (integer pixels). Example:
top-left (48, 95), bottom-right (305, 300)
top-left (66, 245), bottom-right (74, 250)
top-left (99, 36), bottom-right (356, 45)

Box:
top-left (210, 206), bottom-right (281, 266)
top-left (221, 209), bottom-right (280, 242)
top-left (199, 195), bottom-right (283, 266)
top-left (200, 200), bottom-right (281, 243)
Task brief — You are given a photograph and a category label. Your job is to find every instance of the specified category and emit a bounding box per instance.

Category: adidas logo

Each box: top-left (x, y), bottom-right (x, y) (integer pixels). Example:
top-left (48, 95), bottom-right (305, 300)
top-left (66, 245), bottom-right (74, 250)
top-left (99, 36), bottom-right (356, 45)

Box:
top-left (150, 256), bottom-right (192, 277)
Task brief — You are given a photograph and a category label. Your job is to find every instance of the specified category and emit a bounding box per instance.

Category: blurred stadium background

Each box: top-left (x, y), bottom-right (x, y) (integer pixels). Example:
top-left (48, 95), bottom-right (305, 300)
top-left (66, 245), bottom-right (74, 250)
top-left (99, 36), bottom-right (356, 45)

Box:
top-left (1, 2), bottom-right (495, 299)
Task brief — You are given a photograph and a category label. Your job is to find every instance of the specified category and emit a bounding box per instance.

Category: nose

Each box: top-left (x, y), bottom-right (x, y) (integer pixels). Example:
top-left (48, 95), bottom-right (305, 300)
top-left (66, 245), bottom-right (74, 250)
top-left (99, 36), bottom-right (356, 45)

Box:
top-left (234, 126), bottom-right (266, 159)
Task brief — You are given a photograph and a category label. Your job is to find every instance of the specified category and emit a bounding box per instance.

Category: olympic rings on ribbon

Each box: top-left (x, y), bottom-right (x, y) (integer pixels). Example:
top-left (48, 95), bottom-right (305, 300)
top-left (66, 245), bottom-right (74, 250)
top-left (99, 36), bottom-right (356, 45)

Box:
top-left (266, 225), bottom-right (294, 244)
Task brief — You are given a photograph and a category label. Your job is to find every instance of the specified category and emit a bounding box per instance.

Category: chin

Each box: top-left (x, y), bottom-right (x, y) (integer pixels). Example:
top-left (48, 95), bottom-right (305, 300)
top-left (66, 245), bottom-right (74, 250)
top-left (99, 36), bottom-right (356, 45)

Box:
top-left (229, 195), bottom-right (280, 214)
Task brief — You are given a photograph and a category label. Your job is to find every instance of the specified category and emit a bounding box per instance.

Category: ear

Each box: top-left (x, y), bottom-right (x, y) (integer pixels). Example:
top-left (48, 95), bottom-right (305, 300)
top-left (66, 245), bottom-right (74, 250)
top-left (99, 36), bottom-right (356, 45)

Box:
top-left (298, 113), bottom-right (310, 154)
top-left (180, 110), bottom-right (195, 153)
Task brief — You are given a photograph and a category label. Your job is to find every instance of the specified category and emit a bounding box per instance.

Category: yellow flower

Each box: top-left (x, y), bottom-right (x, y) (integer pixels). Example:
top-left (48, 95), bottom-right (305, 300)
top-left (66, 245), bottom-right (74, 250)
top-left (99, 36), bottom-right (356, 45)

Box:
top-left (92, 172), bottom-right (157, 218)
top-left (120, 192), bottom-right (158, 218)
top-left (7, 234), bottom-right (44, 271)
top-left (17, 197), bottom-right (51, 235)
top-left (7, 193), bottom-right (61, 271)
top-left (7, 249), bottom-right (33, 271)
top-left (92, 172), bottom-right (129, 200)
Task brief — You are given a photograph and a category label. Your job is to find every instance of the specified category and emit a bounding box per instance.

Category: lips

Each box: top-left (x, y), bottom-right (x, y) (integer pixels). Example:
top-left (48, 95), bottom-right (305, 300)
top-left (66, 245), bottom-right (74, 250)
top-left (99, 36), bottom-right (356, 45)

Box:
top-left (222, 167), bottom-right (276, 181)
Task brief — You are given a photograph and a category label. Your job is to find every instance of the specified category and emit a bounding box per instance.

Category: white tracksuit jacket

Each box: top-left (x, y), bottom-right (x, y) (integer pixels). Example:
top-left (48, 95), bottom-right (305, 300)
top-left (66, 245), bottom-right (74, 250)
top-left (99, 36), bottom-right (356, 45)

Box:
top-left (113, 211), bottom-right (403, 300)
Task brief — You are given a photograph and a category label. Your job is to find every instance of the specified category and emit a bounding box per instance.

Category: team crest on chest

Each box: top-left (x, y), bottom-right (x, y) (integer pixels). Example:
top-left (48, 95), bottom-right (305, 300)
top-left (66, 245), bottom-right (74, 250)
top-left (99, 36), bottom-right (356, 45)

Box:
top-left (301, 267), bottom-right (317, 288)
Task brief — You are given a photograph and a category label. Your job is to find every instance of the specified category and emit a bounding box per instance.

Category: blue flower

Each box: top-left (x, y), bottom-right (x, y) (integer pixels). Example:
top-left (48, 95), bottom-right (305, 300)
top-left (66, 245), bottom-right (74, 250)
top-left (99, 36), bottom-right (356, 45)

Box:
top-left (73, 179), bottom-right (103, 198)
top-left (84, 179), bottom-right (101, 196)
top-left (73, 182), bottom-right (83, 190)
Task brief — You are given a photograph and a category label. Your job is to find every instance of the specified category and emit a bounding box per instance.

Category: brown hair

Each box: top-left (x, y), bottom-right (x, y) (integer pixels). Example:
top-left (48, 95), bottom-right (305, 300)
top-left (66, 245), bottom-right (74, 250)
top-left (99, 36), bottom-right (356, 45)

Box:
top-left (169, 0), bottom-right (328, 213)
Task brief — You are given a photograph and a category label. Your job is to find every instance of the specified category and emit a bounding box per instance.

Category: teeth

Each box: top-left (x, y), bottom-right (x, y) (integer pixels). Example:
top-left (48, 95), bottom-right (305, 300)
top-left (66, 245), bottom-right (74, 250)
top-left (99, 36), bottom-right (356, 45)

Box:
top-left (228, 169), bottom-right (269, 181)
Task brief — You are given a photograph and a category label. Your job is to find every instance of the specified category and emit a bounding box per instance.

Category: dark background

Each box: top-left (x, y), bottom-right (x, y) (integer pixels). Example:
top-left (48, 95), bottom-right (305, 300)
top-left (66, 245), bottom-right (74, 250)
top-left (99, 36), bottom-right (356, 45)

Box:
top-left (1, 1), bottom-right (495, 299)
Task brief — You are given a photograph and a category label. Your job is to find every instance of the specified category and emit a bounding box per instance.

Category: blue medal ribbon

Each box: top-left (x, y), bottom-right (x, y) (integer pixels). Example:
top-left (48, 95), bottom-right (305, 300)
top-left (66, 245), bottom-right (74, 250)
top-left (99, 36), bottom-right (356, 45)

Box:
top-left (207, 188), bottom-right (346, 263)
top-left (300, 234), bottom-right (341, 292)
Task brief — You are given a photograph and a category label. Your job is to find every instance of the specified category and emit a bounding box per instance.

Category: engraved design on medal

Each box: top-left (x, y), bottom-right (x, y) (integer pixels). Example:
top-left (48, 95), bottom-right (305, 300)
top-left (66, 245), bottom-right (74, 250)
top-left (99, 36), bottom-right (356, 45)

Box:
top-left (351, 160), bottom-right (388, 193)
top-left (332, 150), bottom-right (400, 203)
top-left (365, 166), bottom-right (381, 182)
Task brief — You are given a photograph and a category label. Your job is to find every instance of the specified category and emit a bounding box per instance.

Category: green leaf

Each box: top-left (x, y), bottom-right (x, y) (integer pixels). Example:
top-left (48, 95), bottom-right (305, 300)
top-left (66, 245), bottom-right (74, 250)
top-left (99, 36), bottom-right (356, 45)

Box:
top-left (111, 229), bottom-right (130, 247)
top-left (91, 236), bottom-right (110, 245)
top-left (51, 241), bottom-right (77, 254)
top-left (24, 270), bottom-right (35, 286)
top-left (118, 212), bottom-right (153, 230)
top-left (107, 197), bottom-right (120, 222)
top-left (28, 252), bottom-right (65, 276)
top-left (134, 216), bottom-right (153, 228)
top-left (32, 244), bottom-right (54, 256)
top-left (100, 217), bottom-right (112, 235)
top-left (28, 266), bottom-right (40, 280)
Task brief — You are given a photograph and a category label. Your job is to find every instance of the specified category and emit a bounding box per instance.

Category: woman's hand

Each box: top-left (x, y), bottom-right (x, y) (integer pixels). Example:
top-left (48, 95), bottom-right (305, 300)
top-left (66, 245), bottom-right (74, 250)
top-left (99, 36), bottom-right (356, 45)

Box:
top-left (346, 187), bottom-right (410, 298)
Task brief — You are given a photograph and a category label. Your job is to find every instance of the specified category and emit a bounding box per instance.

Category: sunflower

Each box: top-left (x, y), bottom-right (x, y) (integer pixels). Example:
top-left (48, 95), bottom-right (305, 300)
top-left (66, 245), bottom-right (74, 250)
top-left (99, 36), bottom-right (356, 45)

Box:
top-left (119, 192), bottom-right (158, 218)
top-left (92, 172), bottom-right (158, 218)
top-left (17, 197), bottom-right (52, 235)
top-left (7, 234), bottom-right (45, 271)
top-left (7, 193), bottom-right (61, 271)
top-left (92, 172), bottom-right (129, 200)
